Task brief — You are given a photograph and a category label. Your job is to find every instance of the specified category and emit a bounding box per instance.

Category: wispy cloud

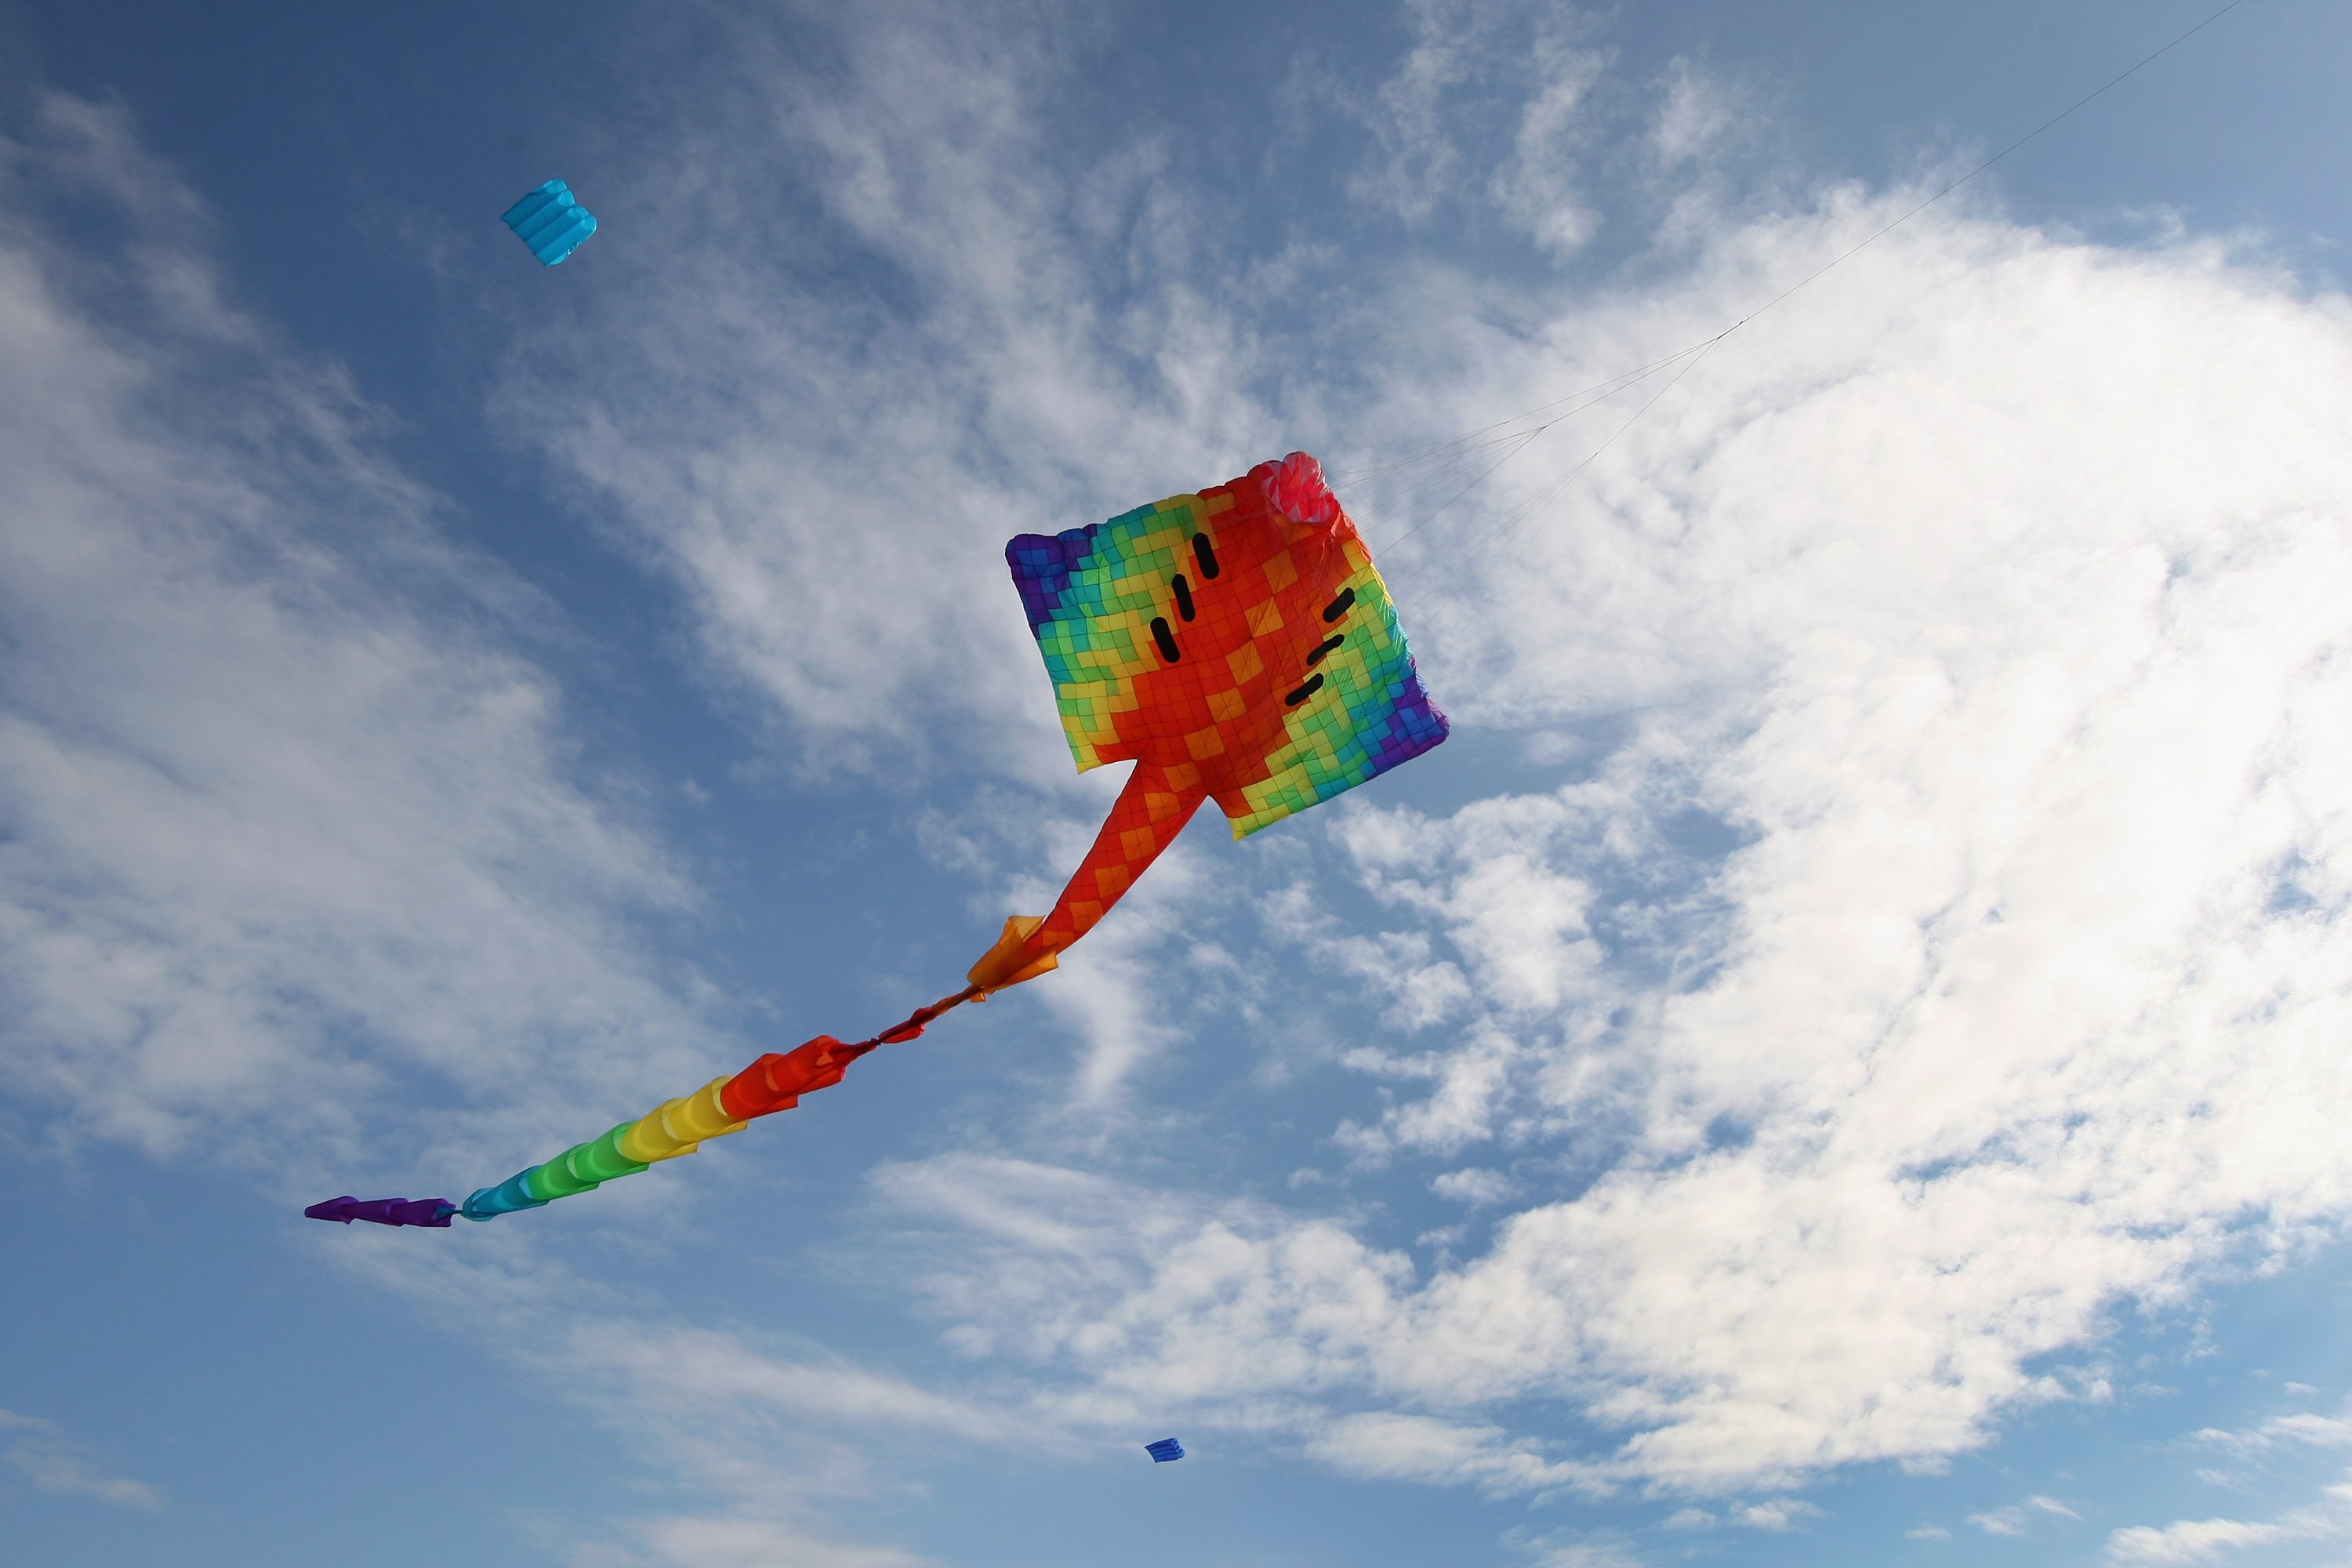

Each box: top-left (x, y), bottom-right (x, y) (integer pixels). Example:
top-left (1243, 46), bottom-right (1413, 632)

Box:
top-left (586, 1513), bottom-right (936, 1568)
top-left (1511, 1531), bottom-right (1648, 1568)
top-left (1345, 0), bottom-right (1606, 256)
top-left (1970, 1495), bottom-right (2078, 1536)
top-left (2106, 1476), bottom-right (2352, 1565)
top-left (325, 1237), bottom-right (1000, 1562)
top-left (1732, 1497), bottom-right (1824, 1531)
top-left (1304, 1411), bottom-right (1593, 1497)
top-left (2194, 1409), bottom-right (2352, 1459)
top-left (0, 92), bottom-right (736, 1188)
top-left (0, 1410), bottom-right (161, 1511)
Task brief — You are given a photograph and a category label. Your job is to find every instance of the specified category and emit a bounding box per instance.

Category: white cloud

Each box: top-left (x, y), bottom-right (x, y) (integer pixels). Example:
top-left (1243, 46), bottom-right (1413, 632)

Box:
top-left (1505, 1523), bottom-right (1649, 1568)
top-left (1972, 1494), bottom-right (2082, 1535)
top-left (561, 1321), bottom-right (1004, 1443)
top-left (2195, 1409), bottom-right (2352, 1458)
top-left (1650, 58), bottom-right (1742, 169)
top-left (1348, 0), bottom-right (1503, 227)
top-left (2104, 1476), bottom-right (2352, 1565)
top-left (1486, 24), bottom-right (1606, 258)
top-left (1331, 209), bottom-right (2352, 1494)
top-left (1338, 1025), bottom-right (1530, 1163)
top-left (325, 1239), bottom-right (1001, 1563)
top-left (1349, 0), bottom-right (1604, 255)
top-left (0, 1409), bottom-right (162, 1511)
top-left (1432, 1167), bottom-right (1517, 1205)
top-left (1732, 1497), bottom-right (1823, 1531)
top-left (615, 1515), bottom-right (935, 1568)
top-left (1305, 1411), bottom-right (1590, 1497)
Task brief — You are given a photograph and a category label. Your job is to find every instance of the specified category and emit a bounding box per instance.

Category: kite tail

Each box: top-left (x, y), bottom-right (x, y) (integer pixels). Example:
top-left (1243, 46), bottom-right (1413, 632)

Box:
top-left (305, 1196), bottom-right (456, 1228)
top-left (305, 985), bottom-right (979, 1230)
top-left (967, 760), bottom-right (1207, 994)
top-left (308, 758), bottom-right (1209, 1232)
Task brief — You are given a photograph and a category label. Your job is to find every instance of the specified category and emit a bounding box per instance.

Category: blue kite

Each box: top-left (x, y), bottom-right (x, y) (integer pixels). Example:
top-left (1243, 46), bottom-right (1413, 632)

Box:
top-left (1145, 1438), bottom-right (1185, 1463)
top-left (503, 180), bottom-right (597, 266)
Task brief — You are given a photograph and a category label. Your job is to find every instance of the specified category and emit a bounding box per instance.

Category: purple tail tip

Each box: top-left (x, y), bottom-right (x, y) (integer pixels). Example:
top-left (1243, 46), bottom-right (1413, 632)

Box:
top-left (304, 1195), bottom-right (456, 1228)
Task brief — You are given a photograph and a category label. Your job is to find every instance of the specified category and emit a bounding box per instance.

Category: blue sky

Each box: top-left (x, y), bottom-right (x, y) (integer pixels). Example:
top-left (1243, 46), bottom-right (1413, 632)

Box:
top-left (6, 2), bottom-right (2352, 1564)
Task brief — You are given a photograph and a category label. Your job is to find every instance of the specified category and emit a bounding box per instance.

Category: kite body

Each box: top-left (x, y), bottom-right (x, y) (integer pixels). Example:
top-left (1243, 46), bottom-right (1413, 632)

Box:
top-left (503, 179), bottom-right (597, 266)
top-left (308, 453), bottom-right (1443, 1230)
top-left (970, 452), bottom-right (1447, 990)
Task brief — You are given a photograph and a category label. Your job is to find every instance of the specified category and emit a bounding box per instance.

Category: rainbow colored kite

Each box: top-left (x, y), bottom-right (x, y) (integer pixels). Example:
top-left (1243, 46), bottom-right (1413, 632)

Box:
top-left (307, 453), bottom-right (1446, 1229)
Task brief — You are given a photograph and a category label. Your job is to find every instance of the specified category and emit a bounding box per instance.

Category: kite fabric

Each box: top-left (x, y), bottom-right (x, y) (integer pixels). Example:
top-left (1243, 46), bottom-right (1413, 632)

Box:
top-left (307, 452), bottom-right (1445, 1229)
top-left (502, 179), bottom-right (597, 265)
top-left (305, 1196), bottom-right (455, 1228)
top-left (966, 450), bottom-right (1448, 993)
top-left (1146, 1438), bottom-right (1186, 1463)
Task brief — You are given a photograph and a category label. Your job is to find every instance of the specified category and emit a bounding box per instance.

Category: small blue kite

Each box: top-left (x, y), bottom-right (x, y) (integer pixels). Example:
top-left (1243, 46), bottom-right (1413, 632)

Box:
top-left (503, 180), bottom-right (597, 266)
top-left (1145, 1437), bottom-right (1185, 1463)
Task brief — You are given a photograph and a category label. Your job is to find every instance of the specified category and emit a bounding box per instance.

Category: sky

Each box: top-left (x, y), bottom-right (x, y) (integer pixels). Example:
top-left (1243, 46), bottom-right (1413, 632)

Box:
top-left (4, 1), bottom-right (2352, 1564)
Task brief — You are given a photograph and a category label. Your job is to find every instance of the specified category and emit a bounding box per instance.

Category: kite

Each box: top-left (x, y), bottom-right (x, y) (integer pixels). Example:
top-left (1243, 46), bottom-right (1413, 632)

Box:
top-left (307, 453), bottom-right (1446, 1228)
top-left (1145, 1438), bottom-right (1186, 1463)
top-left (966, 448), bottom-right (1449, 992)
top-left (503, 179), bottom-right (597, 266)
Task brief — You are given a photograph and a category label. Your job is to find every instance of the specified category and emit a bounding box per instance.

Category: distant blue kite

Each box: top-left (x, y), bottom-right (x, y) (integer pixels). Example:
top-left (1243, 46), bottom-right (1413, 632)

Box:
top-left (1145, 1438), bottom-right (1185, 1463)
top-left (503, 180), bottom-right (597, 267)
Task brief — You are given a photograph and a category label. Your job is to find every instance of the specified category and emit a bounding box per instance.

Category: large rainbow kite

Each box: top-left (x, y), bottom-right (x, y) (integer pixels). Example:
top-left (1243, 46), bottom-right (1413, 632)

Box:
top-left (308, 452), bottom-right (1446, 1229)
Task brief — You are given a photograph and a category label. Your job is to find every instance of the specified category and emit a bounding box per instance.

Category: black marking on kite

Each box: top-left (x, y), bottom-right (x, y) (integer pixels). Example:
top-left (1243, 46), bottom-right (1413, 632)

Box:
top-left (1192, 533), bottom-right (1220, 579)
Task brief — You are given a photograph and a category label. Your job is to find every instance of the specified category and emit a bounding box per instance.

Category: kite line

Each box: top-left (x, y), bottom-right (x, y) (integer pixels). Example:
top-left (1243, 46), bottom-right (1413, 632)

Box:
top-left (1337, 0), bottom-right (2255, 572)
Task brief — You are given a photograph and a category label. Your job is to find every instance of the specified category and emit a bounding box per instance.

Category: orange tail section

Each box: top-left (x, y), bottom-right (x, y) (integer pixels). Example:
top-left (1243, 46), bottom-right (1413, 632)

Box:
top-left (967, 761), bottom-right (1207, 993)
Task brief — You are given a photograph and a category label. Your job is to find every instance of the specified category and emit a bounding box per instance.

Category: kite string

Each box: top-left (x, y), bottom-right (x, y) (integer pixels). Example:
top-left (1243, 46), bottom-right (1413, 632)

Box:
top-left (1324, 341), bottom-right (1720, 486)
top-left (1356, 337), bottom-right (1722, 557)
top-left (1712, 0), bottom-right (2253, 340)
top-left (864, 984), bottom-right (983, 1046)
top-left (1397, 337), bottom-right (1721, 595)
top-left (1331, 0), bottom-right (2252, 550)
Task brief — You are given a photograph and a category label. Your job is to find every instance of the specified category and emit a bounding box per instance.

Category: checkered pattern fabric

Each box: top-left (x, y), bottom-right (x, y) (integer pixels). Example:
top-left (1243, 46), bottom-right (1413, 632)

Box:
top-left (975, 458), bottom-right (1446, 989)
top-left (1008, 467), bottom-right (1446, 837)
